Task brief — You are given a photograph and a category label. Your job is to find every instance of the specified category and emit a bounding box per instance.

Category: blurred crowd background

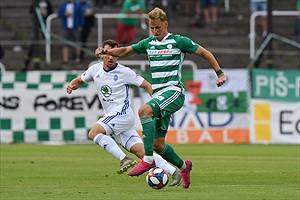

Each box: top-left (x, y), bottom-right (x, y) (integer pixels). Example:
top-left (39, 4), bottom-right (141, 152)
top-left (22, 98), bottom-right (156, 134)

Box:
top-left (0, 0), bottom-right (298, 71)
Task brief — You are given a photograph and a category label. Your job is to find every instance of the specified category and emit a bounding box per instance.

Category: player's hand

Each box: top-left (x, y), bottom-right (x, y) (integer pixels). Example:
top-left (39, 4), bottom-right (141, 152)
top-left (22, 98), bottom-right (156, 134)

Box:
top-left (66, 84), bottom-right (76, 94)
top-left (95, 47), bottom-right (107, 58)
top-left (216, 74), bottom-right (226, 87)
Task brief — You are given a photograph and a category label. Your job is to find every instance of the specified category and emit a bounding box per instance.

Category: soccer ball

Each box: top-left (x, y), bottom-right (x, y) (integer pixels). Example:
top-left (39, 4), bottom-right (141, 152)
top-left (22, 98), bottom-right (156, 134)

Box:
top-left (146, 167), bottom-right (169, 189)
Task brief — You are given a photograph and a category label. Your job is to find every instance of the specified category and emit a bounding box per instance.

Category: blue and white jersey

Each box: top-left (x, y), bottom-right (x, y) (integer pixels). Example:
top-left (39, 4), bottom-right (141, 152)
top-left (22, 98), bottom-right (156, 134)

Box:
top-left (81, 61), bottom-right (144, 114)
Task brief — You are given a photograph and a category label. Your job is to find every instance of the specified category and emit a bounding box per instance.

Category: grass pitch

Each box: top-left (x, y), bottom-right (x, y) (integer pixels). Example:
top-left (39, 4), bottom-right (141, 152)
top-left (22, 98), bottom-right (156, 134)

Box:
top-left (0, 144), bottom-right (299, 200)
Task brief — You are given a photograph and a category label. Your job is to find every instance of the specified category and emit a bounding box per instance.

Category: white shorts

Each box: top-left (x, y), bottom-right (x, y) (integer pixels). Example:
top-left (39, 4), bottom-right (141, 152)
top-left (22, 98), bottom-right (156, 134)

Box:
top-left (112, 128), bottom-right (143, 152)
top-left (97, 108), bottom-right (135, 135)
top-left (96, 108), bottom-right (143, 151)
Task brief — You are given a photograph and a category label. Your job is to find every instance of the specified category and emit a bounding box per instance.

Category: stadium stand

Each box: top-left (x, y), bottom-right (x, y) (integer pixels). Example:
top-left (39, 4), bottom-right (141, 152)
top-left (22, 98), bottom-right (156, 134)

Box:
top-left (0, 0), bottom-right (298, 71)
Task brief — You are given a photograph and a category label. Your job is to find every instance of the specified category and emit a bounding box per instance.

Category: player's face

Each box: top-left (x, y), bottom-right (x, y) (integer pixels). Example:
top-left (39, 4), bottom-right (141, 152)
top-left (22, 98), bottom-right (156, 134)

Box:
top-left (102, 45), bottom-right (118, 70)
top-left (149, 19), bottom-right (168, 41)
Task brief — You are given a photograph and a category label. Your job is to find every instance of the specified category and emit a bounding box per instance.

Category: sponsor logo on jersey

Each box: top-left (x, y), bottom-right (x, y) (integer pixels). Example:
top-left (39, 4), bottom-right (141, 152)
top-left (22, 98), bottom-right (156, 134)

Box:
top-left (148, 49), bottom-right (170, 55)
top-left (147, 49), bottom-right (180, 55)
top-left (101, 85), bottom-right (112, 97)
top-left (103, 98), bottom-right (114, 102)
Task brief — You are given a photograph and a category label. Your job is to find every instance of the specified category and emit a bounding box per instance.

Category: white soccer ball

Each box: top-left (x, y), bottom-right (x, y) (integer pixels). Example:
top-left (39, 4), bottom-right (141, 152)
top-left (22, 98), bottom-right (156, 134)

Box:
top-left (146, 167), bottom-right (169, 189)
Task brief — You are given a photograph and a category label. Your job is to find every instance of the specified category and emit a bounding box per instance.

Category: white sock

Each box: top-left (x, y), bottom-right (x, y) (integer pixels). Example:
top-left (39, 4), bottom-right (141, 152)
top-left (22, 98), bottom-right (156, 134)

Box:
top-left (180, 162), bottom-right (186, 171)
top-left (153, 153), bottom-right (176, 175)
top-left (93, 133), bottom-right (126, 161)
top-left (143, 155), bottom-right (154, 164)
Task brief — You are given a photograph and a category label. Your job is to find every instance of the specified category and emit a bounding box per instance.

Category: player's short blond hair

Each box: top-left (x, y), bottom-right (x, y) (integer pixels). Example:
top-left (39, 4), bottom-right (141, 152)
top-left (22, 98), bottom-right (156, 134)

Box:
top-left (148, 7), bottom-right (167, 22)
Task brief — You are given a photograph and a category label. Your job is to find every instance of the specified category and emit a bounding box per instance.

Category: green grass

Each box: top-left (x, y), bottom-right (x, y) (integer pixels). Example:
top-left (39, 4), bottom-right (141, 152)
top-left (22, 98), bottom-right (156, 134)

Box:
top-left (0, 144), bottom-right (299, 200)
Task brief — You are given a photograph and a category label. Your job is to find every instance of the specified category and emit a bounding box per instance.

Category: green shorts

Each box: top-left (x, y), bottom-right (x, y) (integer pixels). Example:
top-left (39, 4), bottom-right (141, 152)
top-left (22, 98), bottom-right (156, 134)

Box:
top-left (146, 90), bottom-right (185, 138)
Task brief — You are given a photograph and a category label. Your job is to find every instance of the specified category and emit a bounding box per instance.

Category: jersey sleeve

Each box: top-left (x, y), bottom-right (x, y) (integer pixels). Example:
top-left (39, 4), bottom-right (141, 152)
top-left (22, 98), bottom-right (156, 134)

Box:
top-left (81, 64), bottom-right (96, 83)
top-left (177, 36), bottom-right (199, 54)
top-left (131, 38), bottom-right (149, 54)
top-left (122, 67), bottom-right (144, 87)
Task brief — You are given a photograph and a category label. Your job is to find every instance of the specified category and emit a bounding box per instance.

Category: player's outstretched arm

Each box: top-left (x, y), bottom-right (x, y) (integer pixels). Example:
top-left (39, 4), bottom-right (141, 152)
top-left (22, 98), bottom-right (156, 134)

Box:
top-left (194, 45), bottom-right (227, 87)
top-left (95, 46), bottom-right (135, 58)
top-left (66, 77), bottom-right (84, 94)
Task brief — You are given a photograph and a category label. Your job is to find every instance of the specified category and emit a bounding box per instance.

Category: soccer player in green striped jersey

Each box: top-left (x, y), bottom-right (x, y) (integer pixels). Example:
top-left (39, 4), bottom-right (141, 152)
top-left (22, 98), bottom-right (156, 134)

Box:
top-left (95, 7), bottom-right (227, 188)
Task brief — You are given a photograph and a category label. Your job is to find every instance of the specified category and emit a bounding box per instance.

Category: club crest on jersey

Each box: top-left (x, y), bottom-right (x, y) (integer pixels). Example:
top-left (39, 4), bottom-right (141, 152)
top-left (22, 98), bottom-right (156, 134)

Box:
top-left (114, 75), bottom-right (118, 81)
top-left (101, 85), bottom-right (112, 97)
top-left (167, 44), bottom-right (172, 49)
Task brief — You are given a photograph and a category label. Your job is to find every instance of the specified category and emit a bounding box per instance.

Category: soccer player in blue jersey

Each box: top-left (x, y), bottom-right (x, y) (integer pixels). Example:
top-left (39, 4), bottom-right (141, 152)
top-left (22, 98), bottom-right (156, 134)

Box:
top-left (95, 7), bottom-right (227, 188)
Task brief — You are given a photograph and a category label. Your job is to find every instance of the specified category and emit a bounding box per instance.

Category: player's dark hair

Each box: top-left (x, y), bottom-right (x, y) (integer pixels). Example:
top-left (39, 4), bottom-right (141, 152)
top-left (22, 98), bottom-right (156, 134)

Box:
top-left (102, 39), bottom-right (119, 48)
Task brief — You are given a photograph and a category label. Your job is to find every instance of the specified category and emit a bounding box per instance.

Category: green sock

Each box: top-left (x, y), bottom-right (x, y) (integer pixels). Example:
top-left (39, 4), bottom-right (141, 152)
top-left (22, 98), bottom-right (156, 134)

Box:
top-left (157, 143), bottom-right (184, 168)
top-left (140, 117), bottom-right (154, 156)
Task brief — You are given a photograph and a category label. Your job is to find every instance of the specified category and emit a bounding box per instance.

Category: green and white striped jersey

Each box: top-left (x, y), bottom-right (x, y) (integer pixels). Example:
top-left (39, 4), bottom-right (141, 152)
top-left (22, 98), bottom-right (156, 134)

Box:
top-left (132, 33), bottom-right (199, 94)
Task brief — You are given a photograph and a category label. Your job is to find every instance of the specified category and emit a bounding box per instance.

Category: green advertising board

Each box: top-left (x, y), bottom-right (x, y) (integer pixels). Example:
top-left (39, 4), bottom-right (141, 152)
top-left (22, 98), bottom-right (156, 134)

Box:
top-left (252, 69), bottom-right (300, 102)
top-left (142, 69), bottom-right (249, 113)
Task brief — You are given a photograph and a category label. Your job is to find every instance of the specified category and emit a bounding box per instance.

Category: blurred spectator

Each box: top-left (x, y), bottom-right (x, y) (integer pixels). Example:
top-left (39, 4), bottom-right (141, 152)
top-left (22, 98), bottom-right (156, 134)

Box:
top-left (161, 0), bottom-right (179, 23)
top-left (297, 0), bottom-right (300, 43)
top-left (182, 0), bottom-right (193, 16)
top-left (79, 0), bottom-right (95, 60)
top-left (58, 0), bottom-right (83, 64)
top-left (21, 0), bottom-right (53, 71)
top-left (202, 0), bottom-right (218, 29)
top-left (250, 0), bottom-right (267, 37)
top-left (116, 0), bottom-right (146, 45)
top-left (189, 0), bottom-right (203, 28)
top-left (94, 0), bottom-right (118, 9)
top-left (93, 0), bottom-right (107, 8)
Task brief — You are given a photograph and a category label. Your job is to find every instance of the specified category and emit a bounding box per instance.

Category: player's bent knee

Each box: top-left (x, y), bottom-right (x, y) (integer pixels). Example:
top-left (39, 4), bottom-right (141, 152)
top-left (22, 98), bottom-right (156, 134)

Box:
top-left (88, 131), bottom-right (102, 140)
top-left (88, 131), bottom-right (96, 140)
top-left (88, 124), bottom-right (107, 140)
top-left (130, 143), bottom-right (145, 159)
top-left (153, 143), bottom-right (164, 152)
top-left (154, 138), bottom-right (165, 152)
top-left (138, 104), bottom-right (153, 118)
